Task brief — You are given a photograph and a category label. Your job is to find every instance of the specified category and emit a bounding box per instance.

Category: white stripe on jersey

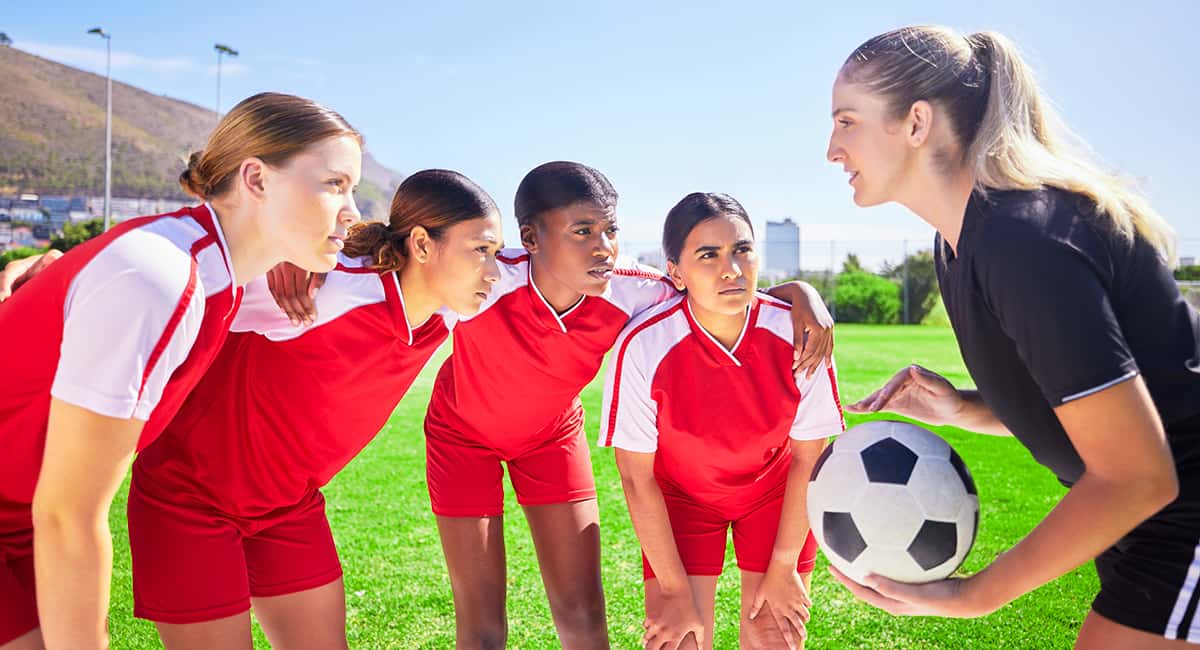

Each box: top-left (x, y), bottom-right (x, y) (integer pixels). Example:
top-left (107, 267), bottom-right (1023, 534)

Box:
top-left (1166, 540), bottom-right (1200, 640)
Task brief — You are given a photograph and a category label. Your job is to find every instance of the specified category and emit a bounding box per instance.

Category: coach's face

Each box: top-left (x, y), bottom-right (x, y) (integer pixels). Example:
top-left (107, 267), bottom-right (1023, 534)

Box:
top-left (669, 214), bottom-right (758, 317)
top-left (826, 73), bottom-right (913, 208)
top-left (521, 201), bottom-right (619, 303)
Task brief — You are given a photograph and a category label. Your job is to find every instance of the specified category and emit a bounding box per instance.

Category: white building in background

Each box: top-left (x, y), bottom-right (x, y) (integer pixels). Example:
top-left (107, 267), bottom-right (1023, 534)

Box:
top-left (765, 218), bottom-right (800, 278)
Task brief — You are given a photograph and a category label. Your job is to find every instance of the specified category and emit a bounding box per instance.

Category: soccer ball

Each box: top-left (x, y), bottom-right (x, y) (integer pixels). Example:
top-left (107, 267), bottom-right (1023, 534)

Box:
top-left (807, 420), bottom-right (978, 584)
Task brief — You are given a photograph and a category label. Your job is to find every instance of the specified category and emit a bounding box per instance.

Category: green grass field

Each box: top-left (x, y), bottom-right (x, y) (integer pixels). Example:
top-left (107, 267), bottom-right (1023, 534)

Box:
top-left (105, 324), bottom-right (1094, 648)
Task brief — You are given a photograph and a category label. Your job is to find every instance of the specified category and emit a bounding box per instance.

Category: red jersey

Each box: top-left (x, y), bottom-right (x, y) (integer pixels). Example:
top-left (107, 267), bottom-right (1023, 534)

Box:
top-left (599, 294), bottom-right (844, 509)
top-left (132, 253), bottom-right (453, 518)
top-left (0, 205), bottom-right (239, 530)
top-left (427, 248), bottom-right (677, 449)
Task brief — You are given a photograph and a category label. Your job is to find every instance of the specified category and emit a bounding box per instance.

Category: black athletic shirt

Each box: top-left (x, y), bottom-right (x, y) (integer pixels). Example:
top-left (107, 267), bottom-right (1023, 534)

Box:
top-left (936, 187), bottom-right (1200, 486)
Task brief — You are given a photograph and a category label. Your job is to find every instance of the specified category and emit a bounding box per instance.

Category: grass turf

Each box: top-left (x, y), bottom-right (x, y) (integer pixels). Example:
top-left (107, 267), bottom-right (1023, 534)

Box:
top-left (105, 323), bottom-right (1095, 648)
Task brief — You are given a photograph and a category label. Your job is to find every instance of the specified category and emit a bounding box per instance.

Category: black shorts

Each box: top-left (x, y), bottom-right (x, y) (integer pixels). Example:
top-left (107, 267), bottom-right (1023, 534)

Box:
top-left (1093, 414), bottom-right (1200, 642)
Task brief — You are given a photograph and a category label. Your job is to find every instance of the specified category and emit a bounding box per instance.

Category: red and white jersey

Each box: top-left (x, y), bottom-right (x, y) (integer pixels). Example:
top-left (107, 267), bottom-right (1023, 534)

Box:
top-left (428, 248), bottom-right (677, 450)
top-left (133, 253), bottom-right (454, 518)
top-left (0, 204), bottom-right (239, 524)
top-left (599, 294), bottom-right (844, 508)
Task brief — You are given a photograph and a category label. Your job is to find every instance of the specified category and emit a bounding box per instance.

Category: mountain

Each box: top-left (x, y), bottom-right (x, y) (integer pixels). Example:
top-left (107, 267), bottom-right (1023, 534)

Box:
top-left (0, 45), bottom-right (403, 219)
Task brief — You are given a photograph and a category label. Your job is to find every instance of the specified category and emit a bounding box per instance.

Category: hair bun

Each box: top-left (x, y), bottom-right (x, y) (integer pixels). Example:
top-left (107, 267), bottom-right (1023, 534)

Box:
top-left (178, 150), bottom-right (207, 198)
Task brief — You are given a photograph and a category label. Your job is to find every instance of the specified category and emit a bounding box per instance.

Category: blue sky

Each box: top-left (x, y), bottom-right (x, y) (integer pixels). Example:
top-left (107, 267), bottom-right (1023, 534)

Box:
top-left (6, 1), bottom-right (1198, 268)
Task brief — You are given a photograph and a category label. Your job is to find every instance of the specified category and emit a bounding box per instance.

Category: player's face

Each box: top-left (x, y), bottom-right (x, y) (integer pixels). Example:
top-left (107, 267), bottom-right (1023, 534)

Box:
top-left (523, 201), bottom-right (620, 298)
top-left (826, 74), bottom-right (913, 207)
top-left (669, 215), bottom-right (758, 317)
top-left (427, 211), bottom-right (504, 315)
top-left (262, 135), bottom-right (363, 272)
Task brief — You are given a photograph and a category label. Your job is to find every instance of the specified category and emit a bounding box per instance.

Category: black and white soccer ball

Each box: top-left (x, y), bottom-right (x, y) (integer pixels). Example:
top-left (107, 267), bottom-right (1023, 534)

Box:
top-left (807, 420), bottom-right (979, 584)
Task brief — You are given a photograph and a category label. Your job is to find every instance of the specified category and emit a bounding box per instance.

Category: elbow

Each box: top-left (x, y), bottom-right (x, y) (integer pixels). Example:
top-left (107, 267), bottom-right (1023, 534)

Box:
top-left (1152, 467), bottom-right (1180, 511)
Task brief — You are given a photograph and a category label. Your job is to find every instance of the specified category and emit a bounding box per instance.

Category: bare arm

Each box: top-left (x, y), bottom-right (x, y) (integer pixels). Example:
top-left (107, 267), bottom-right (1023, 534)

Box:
top-left (847, 364), bottom-right (1012, 437)
top-left (0, 249), bottom-right (63, 302)
top-left (833, 376), bottom-right (1177, 617)
top-left (763, 281), bottom-right (834, 378)
top-left (749, 438), bottom-right (827, 644)
top-left (615, 449), bottom-right (705, 649)
top-left (33, 398), bottom-right (143, 649)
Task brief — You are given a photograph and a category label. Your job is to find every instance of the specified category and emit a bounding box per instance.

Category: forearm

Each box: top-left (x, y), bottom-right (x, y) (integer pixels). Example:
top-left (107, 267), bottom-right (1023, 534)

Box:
top-left (769, 447), bottom-right (822, 569)
top-left (950, 390), bottom-right (1011, 436)
top-left (621, 476), bottom-right (691, 593)
top-left (970, 469), bottom-right (1174, 610)
top-left (33, 511), bottom-right (112, 649)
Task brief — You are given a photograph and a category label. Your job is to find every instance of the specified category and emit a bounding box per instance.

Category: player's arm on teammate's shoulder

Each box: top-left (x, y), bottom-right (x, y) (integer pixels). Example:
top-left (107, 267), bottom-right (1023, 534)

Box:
top-left (763, 280), bottom-right (834, 377)
top-left (0, 249), bottom-right (64, 302)
top-left (266, 261), bottom-right (327, 326)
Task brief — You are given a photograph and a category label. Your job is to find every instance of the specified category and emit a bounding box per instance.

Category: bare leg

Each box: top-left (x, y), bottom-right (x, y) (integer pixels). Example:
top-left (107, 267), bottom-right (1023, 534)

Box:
top-left (644, 575), bottom-right (718, 650)
top-left (739, 570), bottom-right (811, 650)
top-left (436, 515), bottom-right (508, 649)
top-left (253, 577), bottom-right (348, 650)
top-left (1076, 609), bottom-right (1197, 650)
top-left (156, 611), bottom-right (253, 650)
top-left (523, 499), bottom-right (608, 649)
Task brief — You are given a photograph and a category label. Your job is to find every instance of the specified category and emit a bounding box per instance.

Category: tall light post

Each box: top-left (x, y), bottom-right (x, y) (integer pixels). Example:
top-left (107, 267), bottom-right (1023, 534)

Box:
top-left (87, 28), bottom-right (112, 230)
top-left (214, 44), bottom-right (238, 122)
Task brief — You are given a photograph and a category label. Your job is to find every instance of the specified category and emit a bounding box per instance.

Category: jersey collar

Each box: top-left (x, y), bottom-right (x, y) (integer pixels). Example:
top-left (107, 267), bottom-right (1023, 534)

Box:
top-left (199, 202), bottom-right (240, 314)
top-left (384, 271), bottom-right (415, 346)
top-left (527, 264), bottom-right (585, 333)
top-left (682, 296), bottom-right (760, 367)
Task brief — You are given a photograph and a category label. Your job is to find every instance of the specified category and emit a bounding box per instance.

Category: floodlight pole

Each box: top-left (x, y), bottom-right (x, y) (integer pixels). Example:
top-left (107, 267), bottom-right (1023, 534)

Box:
top-left (88, 28), bottom-right (112, 230)
top-left (214, 44), bottom-right (239, 122)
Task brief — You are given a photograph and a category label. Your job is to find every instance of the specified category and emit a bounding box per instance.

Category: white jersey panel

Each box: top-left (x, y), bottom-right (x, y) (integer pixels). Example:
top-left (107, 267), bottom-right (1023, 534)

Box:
top-left (602, 257), bottom-right (677, 319)
top-left (756, 299), bottom-right (845, 440)
top-left (231, 254), bottom-right (386, 342)
top-left (51, 225), bottom-right (209, 420)
top-left (599, 296), bottom-right (690, 452)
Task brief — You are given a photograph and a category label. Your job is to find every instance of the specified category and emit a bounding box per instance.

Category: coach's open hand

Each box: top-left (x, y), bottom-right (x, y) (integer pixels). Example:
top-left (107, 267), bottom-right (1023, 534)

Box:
top-left (828, 565), bottom-right (1000, 619)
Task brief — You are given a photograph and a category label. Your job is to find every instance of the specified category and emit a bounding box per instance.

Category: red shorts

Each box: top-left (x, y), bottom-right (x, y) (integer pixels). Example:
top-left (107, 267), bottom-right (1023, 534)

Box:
top-left (424, 402), bottom-right (596, 517)
top-left (642, 484), bottom-right (818, 580)
top-left (0, 529), bottom-right (37, 644)
top-left (127, 484), bottom-right (343, 624)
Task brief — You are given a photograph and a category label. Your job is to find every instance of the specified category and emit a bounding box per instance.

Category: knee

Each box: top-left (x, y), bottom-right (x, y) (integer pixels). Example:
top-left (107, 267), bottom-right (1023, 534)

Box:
top-left (549, 593), bottom-right (607, 635)
top-left (458, 622), bottom-right (507, 650)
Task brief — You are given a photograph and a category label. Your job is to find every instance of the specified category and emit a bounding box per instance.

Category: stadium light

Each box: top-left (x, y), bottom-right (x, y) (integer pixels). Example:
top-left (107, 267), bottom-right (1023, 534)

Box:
top-left (214, 43), bottom-right (239, 122)
top-left (87, 28), bottom-right (112, 231)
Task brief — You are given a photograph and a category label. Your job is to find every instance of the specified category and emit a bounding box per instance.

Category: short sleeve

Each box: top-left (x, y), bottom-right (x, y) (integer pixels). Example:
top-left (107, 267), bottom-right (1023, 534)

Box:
top-left (51, 237), bottom-right (205, 420)
top-left (599, 332), bottom-right (661, 453)
top-left (790, 357), bottom-right (846, 440)
top-left (974, 228), bottom-right (1137, 404)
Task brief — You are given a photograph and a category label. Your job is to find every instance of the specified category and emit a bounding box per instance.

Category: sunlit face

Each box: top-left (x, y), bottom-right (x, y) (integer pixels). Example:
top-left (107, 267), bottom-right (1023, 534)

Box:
top-left (261, 134), bottom-right (363, 272)
top-left (425, 211), bottom-right (504, 316)
top-left (826, 73), bottom-right (914, 207)
top-left (523, 201), bottom-right (620, 297)
top-left (669, 214), bottom-right (758, 317)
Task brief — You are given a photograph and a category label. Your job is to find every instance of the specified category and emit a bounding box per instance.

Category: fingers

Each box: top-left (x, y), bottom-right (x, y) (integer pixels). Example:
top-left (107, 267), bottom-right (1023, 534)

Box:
top-left (828, 566), bottom-right (912, 616)
top-left (268, 263), bottom-right (315, 326)
top-left (767, 607), bottom-right (797, 649)
top-left (793, 322), bottom-right (835, 379)
top-left (848, 366), bottom-right (911, 413)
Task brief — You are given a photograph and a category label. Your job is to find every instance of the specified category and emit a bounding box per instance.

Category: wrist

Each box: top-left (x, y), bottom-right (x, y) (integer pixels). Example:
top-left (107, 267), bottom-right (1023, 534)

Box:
top-left (961, 565), bottom-right (1009, 616)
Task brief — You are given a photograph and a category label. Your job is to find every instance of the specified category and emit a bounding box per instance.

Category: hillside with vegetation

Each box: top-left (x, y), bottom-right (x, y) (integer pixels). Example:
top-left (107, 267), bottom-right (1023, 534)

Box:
top-left (0, 45), bottom-right (403, 218)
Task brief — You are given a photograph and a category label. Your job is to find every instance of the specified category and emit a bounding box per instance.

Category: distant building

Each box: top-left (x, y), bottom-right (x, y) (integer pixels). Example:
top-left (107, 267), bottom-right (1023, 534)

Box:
top-left (1181, 256), bottom-right (1196, 267)
top-left (765, 218), bottom-right (800, 277)
top-left (11, 226), bottom-right (34, 247)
